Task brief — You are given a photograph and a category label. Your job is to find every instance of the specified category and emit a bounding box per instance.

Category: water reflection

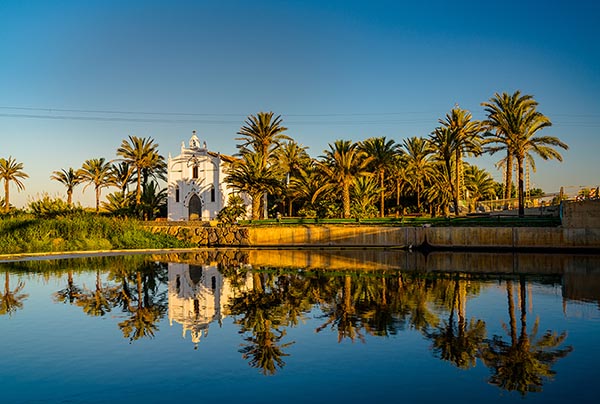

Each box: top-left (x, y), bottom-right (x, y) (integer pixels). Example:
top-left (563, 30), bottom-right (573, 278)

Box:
top-left (0, 271), bottom-right (28, 316)
top-left (1, 249), bottom-right (598, 396)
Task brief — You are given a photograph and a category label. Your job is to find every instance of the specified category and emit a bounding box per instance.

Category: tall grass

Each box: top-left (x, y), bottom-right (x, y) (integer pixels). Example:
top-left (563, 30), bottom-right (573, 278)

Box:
top-left (0, 213), bottom-right (192, 254)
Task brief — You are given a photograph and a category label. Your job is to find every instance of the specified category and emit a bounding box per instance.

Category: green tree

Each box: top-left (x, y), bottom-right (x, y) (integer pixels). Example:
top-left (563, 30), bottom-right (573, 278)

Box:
top-left (318, 140), bottom-right (371, 218)
top-left (225, 152), bottom-right (281, 220)
top-left (274, 140), bottom-right (311, 216)
top-left (359, 136), bottom-right (398, 217)
top-left (78, 158), bottom-right (113, 213)
top-left (109, 161), bottom-right (134, 194)
top-left (236, 111), bottom-right (290, 168)
top-left (438, 107), bottom-right (482, 214)
top-left (50, 167), bottom-right (81, 206)
top-left (482, 91), bottom-right (568, 217)
top-left (464, 165), bottom-right (496, 212)
top-left (116, 136), bottom-right (165, 207)
top-left (401, 137), bottom-right (434, 212)
top-left (0, 156), bottom-right (28, 214)
top-left (350, 175), bottom-right (380, 219)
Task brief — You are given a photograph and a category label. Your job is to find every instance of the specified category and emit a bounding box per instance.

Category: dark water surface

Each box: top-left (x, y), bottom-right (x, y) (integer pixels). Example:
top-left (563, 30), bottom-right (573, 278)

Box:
top-left (1, 249), bottom-right (599, 403)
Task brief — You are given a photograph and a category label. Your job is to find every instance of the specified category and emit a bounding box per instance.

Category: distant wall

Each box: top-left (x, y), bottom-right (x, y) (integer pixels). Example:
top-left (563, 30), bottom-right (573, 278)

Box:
top-left (562, 200), bottom-right (600, 228)
top-left (147, 223), bottom-right (600, 250)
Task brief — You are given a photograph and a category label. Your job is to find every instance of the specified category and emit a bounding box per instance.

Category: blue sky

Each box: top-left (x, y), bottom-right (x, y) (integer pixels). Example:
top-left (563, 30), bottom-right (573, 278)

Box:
top-left (1, 0), bottom-right (599, 208)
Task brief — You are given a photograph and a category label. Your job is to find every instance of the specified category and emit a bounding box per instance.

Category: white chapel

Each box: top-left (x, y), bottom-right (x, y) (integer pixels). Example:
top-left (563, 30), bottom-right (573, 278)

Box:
top-left (167, 131), bottom-right (240, 221)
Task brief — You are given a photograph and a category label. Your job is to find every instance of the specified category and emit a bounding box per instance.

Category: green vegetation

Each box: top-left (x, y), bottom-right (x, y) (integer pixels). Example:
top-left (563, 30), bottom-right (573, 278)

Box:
top-left (0, 90), bottom-right (571, 225)
top-left (224, 91), bottom-right (569, 221)
top-left (0, 213), bottom-right (191, 255)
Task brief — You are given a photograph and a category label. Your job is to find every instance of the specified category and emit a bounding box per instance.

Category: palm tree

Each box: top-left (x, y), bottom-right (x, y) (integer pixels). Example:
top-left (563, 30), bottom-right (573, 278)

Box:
top-left (0, 156), bottom-right (28, 214)
top-left (274, 141), bottom-right (311, 216)
top-left (50, 168), bottom-right (81, 206)
top-left (350, 175), bottom-right (381, 219)
top-left (225, 152), bottom-right (281, 219)
top-left (464, 165), bottom-right (496, 212)
top-left (78, 158), bottom-right (113, 212)
top-left (482, 91), bottom-right (568, 217)
top-left (236, 112), bottom-right (290, 168)
top-left (401, 137), bottom-right (434, 212)
top-left (438, 107), bottom-right (482, 214)
top-left (118, 270), bottom-right (166, 342)
top-left (116, 136), bottom-right (164, 207)
top-left (0, 272), bottom-right (28, 316)
top-left (109, 161), bottom-right (134, 194)
top-left (319, 140), bottom-right (371, 218)
top-left (359, 137), bottom-right (398, 217)
top-left (480, 278), bottom-right (573, 395)
top-left (429, 127), bottom-right (458, 213)
top-left (425, 278), bottom-right (486, 369)
top-left (76, 270), bottom-right (112, 316)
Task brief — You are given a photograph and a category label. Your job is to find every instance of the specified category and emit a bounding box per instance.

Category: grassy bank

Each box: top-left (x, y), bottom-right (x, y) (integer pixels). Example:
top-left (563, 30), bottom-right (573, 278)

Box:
top-left (0, 214), bottom-right (192, 254)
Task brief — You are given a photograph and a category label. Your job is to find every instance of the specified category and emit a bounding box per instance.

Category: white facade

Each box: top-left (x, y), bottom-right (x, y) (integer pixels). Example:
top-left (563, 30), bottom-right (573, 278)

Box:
top-left (167, 262), bottom-right (253, 348)
top-left (167, 132), bottom-right (237, 221)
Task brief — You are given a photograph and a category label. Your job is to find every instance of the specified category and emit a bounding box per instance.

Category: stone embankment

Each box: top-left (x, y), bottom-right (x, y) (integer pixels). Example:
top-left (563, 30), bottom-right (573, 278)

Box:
top-left (146, 223), bottom-right (600, 251)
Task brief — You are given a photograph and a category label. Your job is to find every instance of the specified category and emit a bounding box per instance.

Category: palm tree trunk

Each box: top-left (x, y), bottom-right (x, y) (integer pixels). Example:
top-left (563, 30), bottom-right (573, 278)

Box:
top-left (251, 193), bottom-right (261, 220)
top-left (504, 151), bottom-right (512, 209)
top-left (454, 150), bottom-right (461, 215)
top-left (67, 189), bottom-right (73, 206)
top-left (517, 155), bottom-right (525, 217)
top-left (3, 179), bottom-right (9, 213)
top-left (380, 170), bottom-right (385, 218)
top-left (136, 167), bottom-right (142, 206)
top-left (95, 185), bottom-right (101, 213)
top-left (506, 280), bottom-right (517, 346)
top-left (343, 182), bottom-right (351, 218)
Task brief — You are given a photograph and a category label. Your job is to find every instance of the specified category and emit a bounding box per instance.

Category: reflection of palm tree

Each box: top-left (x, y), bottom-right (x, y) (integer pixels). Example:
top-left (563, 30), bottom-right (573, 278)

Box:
top-left (118, 267), bottom-right (167, 342)
top-left (53, 270), bottom-right (82, 304)
top-left (229, 272), bottom-right (294, 375)
top-left (426, 278), bottom-right (486, 369)
top-left (480, 278), bottom-right (573, 395)
top-left (0, 272), bottom-right (28, 316)
top-left (76, 270), bottom-right (112, 316)
top-left (317, 275), bottom-right (364, 343)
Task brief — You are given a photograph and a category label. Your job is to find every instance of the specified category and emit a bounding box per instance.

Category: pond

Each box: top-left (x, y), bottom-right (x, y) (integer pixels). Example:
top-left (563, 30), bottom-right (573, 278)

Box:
top-left (1, 249), bottom-right (599, 403)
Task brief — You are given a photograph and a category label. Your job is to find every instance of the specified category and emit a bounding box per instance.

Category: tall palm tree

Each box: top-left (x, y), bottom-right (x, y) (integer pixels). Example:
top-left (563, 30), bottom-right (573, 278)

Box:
top-left (78, 157), bottom-right (113, 212)
top-left (359, 137), bottom-right (398, 217)
top-left (274, 141), bottom-right (311, 216)
top-left (50, 167), bottom-right (81, 206)
top-left (482, 91), bottom-right (568, 217)
top-left (116, 136), bottom-right (164, 207)
top-left (0, 156), bottom-right (28, 214)
top-left (401, 137), bottom-right (434, 212)
top-left (225, 152), bottom-right (281, 220)
top-left (236, 111), bottom-right (290, 168)
top-left (429, 127), bottom-right (458, 213)
top-left (109, 161), bottom-right (134, 194)
top-left (319, 140), bottom-right (371, 218)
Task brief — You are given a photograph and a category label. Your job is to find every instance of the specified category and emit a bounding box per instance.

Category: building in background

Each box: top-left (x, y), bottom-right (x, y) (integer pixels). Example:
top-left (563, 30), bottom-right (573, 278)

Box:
top-left (167, 131), bottom-right (243, 221)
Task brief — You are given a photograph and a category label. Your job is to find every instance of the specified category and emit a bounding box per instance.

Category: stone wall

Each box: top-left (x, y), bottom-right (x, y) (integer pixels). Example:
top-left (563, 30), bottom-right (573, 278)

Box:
top-left (147, 223), bottom-right (600, 250)
top-left (562, 200), bottom-right (600, 228)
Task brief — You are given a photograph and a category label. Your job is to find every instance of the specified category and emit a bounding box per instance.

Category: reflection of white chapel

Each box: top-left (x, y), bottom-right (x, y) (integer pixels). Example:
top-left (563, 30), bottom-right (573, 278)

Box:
top-left (167, 131), bottom-right (237, 221)
top-left (167, 262), bottom-right (252, 348)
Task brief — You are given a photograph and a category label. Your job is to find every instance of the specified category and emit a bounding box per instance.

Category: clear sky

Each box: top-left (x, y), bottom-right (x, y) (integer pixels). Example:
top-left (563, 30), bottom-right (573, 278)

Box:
top-left (1, 0), bottom-right (599, 208)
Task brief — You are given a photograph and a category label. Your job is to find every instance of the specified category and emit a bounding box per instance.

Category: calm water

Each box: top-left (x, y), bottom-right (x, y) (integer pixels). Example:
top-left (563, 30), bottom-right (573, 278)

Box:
top-left (1, 249), bottom-right (599, 403)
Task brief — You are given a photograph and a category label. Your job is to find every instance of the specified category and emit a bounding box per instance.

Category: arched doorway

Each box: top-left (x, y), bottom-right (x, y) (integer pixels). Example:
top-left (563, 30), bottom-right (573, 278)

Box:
top-left (188, 194), bottom-right (202, 220)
